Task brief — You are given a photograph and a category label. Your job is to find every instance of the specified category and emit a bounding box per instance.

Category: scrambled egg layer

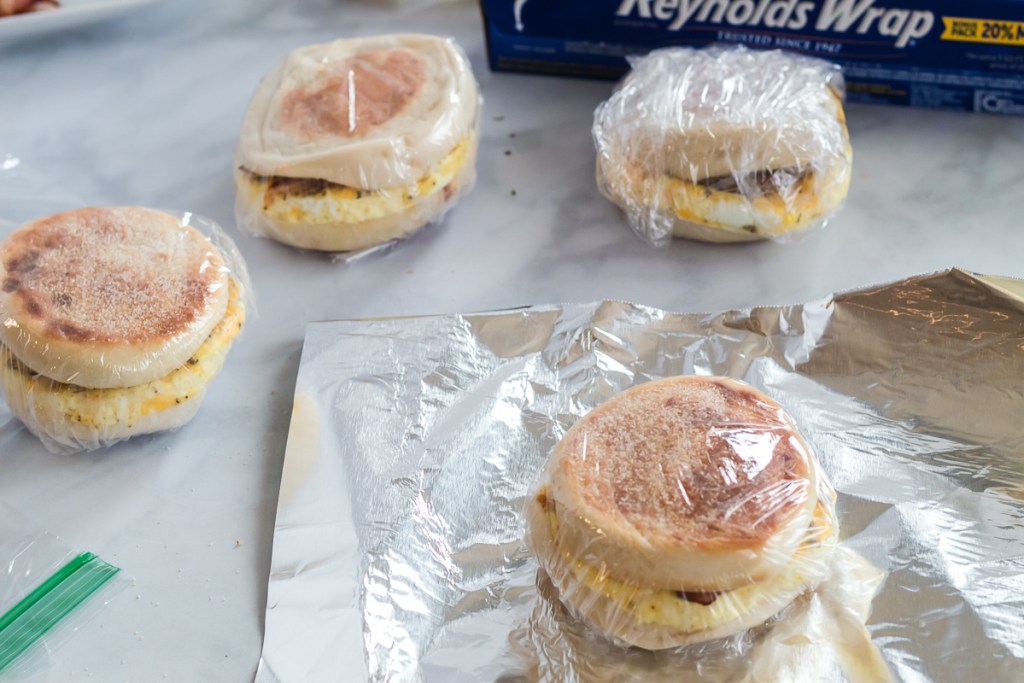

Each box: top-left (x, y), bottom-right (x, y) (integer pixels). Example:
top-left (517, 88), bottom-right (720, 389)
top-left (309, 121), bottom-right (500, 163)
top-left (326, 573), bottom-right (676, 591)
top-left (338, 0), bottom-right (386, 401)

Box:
top-left (544, 494), bottom-right (833, 634)
top-left (239, 139), bottom-right (470, 225)
top-left (663, 172), bottom-right (825, 235)
top-left (1, 279), bottom-right (245, 429)
top-left (657, 141), bottom-right (853, 236)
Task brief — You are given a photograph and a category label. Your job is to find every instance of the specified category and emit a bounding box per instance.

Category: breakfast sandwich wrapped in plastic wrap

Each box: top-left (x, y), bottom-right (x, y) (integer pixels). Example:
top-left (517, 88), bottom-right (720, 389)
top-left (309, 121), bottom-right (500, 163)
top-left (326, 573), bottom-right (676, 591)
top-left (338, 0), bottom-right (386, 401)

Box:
top-left (234, 33), bottom-right (481, 254)
top-left (0, 206), bottom-right (251, 453)
top-left (526, 376), bottom-right (852, 652)
top-left (593, 46), bottom-right (852, 246)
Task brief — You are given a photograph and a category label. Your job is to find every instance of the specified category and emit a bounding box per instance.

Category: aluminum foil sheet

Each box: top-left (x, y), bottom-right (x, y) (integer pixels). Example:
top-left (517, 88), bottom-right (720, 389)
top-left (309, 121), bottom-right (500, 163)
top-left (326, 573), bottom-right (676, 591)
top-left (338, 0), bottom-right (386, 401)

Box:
top-left (256, 268), bottom-right (1024, 683)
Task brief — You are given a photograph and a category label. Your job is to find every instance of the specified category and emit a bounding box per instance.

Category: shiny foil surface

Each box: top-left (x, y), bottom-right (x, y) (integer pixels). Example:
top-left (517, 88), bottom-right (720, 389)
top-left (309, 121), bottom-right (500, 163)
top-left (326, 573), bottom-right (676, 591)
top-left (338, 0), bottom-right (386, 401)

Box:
top-left (256, 268), bottom-right (1024, 683)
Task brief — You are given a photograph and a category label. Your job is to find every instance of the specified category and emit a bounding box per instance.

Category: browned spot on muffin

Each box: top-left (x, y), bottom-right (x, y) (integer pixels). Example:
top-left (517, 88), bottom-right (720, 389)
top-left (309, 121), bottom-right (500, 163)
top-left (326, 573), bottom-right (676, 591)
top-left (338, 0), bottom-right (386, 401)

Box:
top-left (278, 49), bottom-right (426, 140)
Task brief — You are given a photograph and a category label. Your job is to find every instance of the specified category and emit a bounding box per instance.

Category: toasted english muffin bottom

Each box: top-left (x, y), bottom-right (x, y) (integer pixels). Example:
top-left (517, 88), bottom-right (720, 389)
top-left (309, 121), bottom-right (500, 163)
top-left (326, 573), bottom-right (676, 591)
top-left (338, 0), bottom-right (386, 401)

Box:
top-left (534, 488), bottom-right (836, 638)
top-left (1, 278), bottom-right (244, 433)
top-left (237, 137), bottom-right (471, 227)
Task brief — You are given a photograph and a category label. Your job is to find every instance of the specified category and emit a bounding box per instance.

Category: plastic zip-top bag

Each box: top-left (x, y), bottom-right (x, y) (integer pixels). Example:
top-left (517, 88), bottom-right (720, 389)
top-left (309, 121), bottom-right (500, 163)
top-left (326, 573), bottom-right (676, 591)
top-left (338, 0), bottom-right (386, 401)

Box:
top-left (0, 507), bottom-right (128, 680)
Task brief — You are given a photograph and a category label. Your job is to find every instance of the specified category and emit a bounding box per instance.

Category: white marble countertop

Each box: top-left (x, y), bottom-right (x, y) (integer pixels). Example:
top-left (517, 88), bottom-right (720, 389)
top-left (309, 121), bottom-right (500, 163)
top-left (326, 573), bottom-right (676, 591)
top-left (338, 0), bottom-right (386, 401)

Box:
top-left (1, 0), bottom-right (1023, 681)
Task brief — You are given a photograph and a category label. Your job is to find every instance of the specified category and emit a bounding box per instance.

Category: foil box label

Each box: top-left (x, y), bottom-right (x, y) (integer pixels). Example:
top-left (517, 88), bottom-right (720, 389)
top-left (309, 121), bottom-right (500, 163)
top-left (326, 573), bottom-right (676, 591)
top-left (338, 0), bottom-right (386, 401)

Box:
top-left (481, 0), bottom-right (1024, 114)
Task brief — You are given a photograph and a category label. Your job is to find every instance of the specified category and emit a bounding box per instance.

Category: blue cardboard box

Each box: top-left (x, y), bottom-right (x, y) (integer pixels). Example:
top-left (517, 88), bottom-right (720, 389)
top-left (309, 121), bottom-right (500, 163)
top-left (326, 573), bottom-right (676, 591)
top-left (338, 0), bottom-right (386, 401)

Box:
top-left (480, 0), bottom-right (1024, 114)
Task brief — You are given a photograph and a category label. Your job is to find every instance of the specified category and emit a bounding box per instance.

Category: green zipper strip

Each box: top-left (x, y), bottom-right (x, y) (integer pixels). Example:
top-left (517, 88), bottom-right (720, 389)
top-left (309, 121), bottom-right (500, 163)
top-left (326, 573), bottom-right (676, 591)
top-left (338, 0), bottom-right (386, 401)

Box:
top-left (0, 551), bottom-right (120, 672)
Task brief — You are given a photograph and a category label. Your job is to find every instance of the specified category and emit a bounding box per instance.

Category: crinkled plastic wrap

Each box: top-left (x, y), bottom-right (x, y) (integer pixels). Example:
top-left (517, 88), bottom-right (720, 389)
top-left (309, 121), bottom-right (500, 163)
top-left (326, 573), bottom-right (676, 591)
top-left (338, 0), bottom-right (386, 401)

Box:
top-left (593, 46), bottom-right (852, 246)
top-left (0, 206), bottom-right (252, 454)
top-left (257, 269), bottom-right (1024, 683)
top-left (233, 33), bottom-right (481, 254)
top-left (525, 375), bottom-right (861, 656)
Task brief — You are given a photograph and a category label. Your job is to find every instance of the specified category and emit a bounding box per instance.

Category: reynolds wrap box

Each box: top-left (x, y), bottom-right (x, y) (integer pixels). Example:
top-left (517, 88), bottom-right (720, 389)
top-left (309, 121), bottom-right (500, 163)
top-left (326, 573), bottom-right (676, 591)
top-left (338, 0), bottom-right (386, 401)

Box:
top-left (480, 0), bottom-right (1024, 114)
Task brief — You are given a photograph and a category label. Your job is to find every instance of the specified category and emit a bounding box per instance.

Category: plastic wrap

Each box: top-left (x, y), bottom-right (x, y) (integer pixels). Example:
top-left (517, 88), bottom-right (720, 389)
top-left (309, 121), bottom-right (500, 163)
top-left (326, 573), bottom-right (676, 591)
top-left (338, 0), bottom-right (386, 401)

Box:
top-left (233, 33), bottom-right (481, 254)
top-left (0, 505), bottom-right (128, 681)
top-left (524, 375), bottom-right (867, 656)
top-left (593, 45), bottom-right (852, 246)
top-left (0, 206), bottom-right (251, 453)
